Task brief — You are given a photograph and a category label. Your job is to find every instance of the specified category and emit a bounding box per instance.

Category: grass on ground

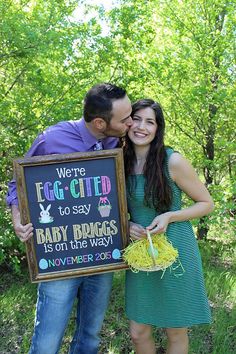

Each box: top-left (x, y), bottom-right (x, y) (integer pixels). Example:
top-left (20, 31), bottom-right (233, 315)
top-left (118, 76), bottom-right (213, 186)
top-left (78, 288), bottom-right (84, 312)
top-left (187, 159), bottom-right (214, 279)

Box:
top-left (0, 238), bottom-right (235, 354)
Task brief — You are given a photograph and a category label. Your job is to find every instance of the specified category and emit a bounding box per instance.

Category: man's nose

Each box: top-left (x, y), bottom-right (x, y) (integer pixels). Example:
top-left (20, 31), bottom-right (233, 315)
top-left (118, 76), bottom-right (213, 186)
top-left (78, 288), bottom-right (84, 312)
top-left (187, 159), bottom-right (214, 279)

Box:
top-left (127, 116), bottom-right (133, 126)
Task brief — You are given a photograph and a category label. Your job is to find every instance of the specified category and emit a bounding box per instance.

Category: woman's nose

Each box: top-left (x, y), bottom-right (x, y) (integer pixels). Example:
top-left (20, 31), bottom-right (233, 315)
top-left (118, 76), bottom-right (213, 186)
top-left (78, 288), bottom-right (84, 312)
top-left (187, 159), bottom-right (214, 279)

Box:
top-left (138, 120), bottom-right (145, 129)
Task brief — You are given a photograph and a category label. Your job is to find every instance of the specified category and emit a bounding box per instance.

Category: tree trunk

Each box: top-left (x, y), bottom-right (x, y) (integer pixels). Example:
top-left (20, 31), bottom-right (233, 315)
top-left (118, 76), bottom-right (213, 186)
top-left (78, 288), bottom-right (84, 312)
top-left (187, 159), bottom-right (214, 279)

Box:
top-left (197, 217), bottom-right (209, 240)
top-left (197, 108), bottom-right (216, 240)
top-left (197, 8), bottom-right (226, 240)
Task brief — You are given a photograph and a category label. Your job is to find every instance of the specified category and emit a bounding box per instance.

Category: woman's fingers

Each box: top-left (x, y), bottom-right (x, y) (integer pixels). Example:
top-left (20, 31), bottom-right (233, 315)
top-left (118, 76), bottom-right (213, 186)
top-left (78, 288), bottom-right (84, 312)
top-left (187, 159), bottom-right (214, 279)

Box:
top-left (129, 222), bottom-right (146, 240)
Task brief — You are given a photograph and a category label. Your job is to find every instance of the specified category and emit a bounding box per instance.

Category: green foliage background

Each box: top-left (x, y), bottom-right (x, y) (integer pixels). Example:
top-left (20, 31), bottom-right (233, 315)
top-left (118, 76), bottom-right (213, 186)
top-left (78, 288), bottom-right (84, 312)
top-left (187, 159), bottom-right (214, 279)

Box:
top-left (0, 1), bottom-right (235, 353)
top-left (0, 0), bottom-right (235, 269)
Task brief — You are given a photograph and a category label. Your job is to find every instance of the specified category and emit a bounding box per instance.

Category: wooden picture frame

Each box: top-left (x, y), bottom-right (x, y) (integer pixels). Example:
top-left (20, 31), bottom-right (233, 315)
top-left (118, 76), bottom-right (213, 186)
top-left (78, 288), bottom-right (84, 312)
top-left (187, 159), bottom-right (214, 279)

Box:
top-left (14, 149), bottom-right (129, 283)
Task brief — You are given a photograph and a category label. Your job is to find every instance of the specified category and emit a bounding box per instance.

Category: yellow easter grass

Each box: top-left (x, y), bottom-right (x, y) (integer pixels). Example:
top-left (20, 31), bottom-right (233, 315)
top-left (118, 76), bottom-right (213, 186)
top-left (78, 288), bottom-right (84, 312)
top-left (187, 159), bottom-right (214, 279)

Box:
top-left (123, 233), bottom-right (178, 272)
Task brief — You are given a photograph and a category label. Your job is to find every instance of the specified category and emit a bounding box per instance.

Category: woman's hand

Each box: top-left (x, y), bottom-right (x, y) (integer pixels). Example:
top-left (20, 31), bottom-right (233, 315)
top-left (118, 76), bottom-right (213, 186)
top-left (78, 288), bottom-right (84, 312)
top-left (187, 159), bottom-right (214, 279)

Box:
top-left (146, 212), bottom-right (171, 235)
top-left (129, 221), bottom-right (146, 240)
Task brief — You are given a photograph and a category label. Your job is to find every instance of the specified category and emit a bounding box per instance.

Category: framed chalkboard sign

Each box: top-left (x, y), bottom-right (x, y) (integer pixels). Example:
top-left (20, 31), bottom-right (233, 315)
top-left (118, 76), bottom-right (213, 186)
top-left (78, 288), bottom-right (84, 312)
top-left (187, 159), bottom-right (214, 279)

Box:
top-left (14, 149), bottom-right (129, 283)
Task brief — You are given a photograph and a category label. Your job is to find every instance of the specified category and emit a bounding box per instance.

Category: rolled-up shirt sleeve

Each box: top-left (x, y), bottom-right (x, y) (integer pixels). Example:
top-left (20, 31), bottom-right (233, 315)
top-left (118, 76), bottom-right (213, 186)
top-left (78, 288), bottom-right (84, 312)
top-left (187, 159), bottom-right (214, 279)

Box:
top-left (6, 133), bottom-right (46, 207)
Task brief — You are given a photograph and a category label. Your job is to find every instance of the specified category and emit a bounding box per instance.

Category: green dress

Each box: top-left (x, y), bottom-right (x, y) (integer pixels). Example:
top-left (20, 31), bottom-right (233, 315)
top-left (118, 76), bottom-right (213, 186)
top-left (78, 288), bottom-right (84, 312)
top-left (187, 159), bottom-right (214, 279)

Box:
top-left (125, 149), bottom-right (211, 327)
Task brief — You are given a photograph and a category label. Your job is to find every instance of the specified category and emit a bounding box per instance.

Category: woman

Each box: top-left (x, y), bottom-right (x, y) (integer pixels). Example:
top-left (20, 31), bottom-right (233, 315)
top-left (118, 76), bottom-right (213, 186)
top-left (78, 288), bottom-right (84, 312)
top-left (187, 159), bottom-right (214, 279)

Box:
top-left (124, 99), bottom-right (214, 354)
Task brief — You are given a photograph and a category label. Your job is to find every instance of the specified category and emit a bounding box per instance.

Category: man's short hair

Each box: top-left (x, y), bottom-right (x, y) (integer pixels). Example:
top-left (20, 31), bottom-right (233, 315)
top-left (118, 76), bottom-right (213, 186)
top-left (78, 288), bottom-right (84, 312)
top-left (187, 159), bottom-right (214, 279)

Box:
top-left (83, 83), bottom-right (127, 123)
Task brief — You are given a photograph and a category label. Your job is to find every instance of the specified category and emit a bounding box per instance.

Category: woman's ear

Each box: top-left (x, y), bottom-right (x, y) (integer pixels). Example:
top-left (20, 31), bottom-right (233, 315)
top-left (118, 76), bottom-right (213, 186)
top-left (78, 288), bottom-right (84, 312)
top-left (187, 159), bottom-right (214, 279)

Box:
top-left (92, 118), bottom-right (107, 131)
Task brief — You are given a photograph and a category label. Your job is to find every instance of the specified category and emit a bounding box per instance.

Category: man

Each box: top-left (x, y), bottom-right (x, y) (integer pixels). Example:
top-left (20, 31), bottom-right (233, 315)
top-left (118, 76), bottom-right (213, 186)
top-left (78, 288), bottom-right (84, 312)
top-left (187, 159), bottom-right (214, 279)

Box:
top-left (6, 83), bottom-right (132, 354)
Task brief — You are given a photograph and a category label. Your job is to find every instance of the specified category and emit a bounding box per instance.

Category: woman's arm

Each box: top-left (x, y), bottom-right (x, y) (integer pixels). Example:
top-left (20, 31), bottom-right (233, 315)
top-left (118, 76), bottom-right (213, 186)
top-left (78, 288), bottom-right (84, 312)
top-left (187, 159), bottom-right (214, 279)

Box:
top-left (147, 152), bottom-right (214, 234)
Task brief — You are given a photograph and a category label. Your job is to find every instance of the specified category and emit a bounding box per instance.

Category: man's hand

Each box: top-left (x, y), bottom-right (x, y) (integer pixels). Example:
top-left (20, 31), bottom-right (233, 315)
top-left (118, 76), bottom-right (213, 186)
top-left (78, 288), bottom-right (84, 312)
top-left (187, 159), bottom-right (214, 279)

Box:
top-left (11, 205), bottom-right (33, 242)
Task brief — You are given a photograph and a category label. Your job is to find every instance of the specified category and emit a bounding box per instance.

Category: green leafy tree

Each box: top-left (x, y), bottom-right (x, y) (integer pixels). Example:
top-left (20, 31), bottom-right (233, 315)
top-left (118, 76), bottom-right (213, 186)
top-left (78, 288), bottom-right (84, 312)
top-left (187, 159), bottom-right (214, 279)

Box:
top-left (1, 0), bottom-right (235, 270)
top-left (0, 0), bottom-right (116, 269)
top-left (105, 0), bottom-right (236, 238)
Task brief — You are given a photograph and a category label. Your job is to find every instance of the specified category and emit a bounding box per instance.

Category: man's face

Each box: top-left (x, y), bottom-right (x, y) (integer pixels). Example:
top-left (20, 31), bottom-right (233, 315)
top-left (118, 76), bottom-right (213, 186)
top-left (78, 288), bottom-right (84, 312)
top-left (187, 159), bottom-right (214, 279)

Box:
top-left (103, 95), bottom-right (133, 137)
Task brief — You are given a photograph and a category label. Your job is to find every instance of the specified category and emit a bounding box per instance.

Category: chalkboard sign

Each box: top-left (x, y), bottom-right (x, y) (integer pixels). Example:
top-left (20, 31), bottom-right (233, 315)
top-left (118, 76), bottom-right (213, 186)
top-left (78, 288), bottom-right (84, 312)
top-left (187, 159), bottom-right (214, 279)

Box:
top-left (14, 149), bottom-right (129, 283)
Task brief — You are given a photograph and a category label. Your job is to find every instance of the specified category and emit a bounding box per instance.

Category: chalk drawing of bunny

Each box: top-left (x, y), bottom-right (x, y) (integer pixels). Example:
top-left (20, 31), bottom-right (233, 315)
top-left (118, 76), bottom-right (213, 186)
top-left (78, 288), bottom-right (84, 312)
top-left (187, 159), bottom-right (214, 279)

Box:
top-left (39, 204), bottom-right (53, 223)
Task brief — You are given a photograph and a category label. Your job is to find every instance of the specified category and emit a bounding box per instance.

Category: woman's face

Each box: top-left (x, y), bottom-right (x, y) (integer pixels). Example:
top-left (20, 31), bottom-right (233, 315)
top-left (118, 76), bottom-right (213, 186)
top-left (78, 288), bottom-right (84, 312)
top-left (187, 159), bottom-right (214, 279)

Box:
top-left (128, 107), bottom-right (157, 147)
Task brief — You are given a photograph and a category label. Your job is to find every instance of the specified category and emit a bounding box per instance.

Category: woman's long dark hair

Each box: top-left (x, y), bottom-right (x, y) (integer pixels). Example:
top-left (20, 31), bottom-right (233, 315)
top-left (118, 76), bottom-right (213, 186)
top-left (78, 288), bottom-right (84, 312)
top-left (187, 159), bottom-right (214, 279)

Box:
top-left (124, 99), bottom-right (172, 212)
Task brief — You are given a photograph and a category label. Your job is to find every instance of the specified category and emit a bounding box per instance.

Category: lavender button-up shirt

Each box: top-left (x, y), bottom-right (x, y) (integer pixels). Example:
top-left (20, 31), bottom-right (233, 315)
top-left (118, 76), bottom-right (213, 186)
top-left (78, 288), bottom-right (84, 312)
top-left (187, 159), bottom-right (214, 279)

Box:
top-left (6, 118), bottom-right (118, 206)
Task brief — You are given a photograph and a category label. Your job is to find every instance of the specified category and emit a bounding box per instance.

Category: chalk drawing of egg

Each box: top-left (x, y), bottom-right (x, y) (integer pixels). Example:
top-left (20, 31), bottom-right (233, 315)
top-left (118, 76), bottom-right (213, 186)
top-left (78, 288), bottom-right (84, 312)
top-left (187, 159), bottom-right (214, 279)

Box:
top-left (39, 258), bottom-right (48, 270)
top-left (112, 249), bottom-right (121, 260)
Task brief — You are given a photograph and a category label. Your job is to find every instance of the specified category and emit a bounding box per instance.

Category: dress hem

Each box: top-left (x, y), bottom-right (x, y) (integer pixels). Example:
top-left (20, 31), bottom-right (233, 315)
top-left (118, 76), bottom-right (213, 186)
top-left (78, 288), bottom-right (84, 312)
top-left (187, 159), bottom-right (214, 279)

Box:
top-left (126, 315), bottom-right (212, 328)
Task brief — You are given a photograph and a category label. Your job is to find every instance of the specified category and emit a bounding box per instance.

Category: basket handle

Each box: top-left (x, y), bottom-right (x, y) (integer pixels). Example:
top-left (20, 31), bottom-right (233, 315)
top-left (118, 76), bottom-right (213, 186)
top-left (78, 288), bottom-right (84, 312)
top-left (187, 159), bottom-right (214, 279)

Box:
top-left (147, 230), bottom-right (157, 266)
top-left (98, 197), bottom-right (110, 206)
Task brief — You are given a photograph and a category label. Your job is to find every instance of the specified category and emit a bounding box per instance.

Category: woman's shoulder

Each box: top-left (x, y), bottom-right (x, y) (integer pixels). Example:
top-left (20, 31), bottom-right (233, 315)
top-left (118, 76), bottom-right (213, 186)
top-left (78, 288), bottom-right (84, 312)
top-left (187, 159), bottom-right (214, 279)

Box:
top-left (165, 147), bottom-right (182, 160)
top-left (168, 151), bottom-right (195, 182)
top-left (164, 147), bottom-right (188, 180)
top-left (163, 148), bottom-right (183, 183)
top-left (168, 151), bottom-right (183, 165)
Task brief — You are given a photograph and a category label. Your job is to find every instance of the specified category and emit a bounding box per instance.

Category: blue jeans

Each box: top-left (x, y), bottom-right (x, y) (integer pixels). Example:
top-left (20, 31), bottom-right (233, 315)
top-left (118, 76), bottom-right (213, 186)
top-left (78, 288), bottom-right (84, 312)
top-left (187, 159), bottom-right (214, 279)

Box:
top-left (29, 272), bottom-right (113, 354)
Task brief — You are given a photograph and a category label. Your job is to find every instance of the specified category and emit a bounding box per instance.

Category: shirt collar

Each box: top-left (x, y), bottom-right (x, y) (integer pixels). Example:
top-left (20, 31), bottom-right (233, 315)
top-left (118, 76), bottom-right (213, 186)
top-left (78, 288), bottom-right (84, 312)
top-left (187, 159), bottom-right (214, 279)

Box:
top-left (76, 118), bottom-right (118, 150)
top-left (77, 118), bottom-right (99, 150)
